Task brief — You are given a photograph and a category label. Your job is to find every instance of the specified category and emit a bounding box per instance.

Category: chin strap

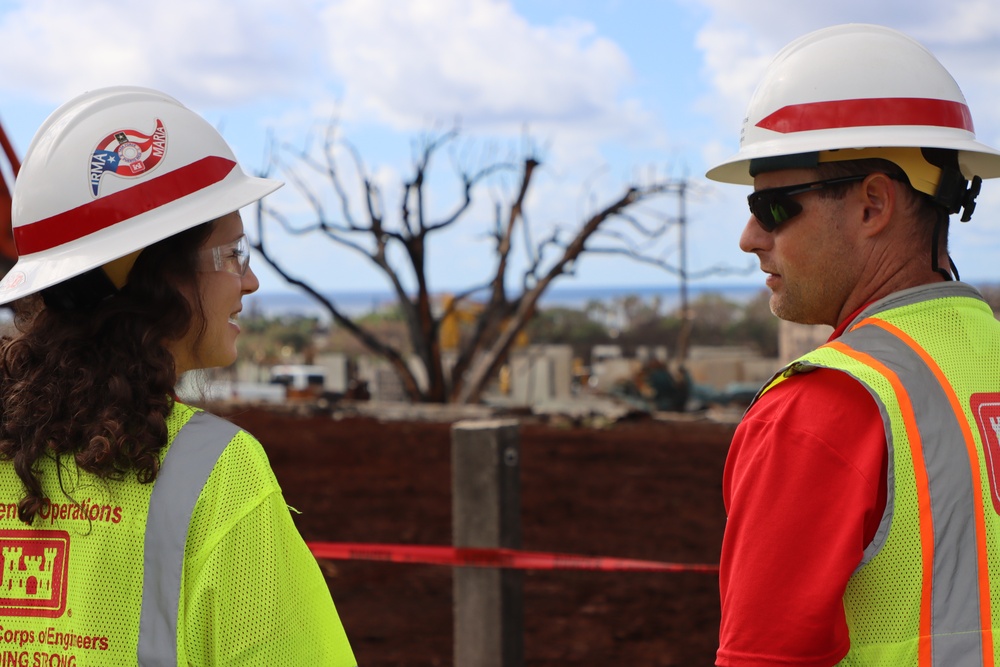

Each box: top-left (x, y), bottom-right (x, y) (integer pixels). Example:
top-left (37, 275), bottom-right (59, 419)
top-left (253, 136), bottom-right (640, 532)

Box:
top-left (928, 162), bottom-right (983, 281)
top-left (930, 212), bottom-right (959, 281)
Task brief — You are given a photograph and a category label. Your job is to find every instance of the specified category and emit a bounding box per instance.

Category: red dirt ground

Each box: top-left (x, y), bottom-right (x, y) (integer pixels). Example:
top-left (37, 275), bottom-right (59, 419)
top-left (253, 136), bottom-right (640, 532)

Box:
top-left (221, 406), bottom-right (735, 666)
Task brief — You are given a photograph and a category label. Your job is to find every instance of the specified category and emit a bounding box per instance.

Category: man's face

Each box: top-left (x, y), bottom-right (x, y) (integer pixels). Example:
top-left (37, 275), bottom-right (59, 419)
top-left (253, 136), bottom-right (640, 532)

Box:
top-left (740, 168), bottom-right (860, 327)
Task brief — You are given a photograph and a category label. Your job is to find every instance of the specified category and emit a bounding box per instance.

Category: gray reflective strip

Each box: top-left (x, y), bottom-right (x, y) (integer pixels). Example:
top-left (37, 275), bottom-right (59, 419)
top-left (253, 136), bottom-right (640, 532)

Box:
top-left (842, 323), bottom-right (985, 664)
top-left (853, 379), bottom-right (895, 568)
top-left (137, 411), bottom-right (240, 666)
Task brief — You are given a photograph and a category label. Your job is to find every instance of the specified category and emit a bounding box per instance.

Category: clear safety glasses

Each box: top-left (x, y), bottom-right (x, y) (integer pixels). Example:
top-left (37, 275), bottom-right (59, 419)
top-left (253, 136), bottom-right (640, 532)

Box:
top-left (197, 234), bottom-right (251, 277)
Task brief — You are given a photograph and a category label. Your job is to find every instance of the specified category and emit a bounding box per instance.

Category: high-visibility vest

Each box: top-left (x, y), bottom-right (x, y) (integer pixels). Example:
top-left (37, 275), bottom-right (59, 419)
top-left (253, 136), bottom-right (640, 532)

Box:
top-left (0, 401), bottom-right (355, 666)
top-left (757, 282), bottom-right (1000, 665)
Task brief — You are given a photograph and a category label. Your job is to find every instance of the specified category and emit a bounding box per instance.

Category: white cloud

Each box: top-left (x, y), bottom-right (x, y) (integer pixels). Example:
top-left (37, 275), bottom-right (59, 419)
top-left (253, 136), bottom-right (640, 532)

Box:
top-left (0, 0), bottom-right (321, 108)
top-left (319, 0), bottom-right (655, 144)
top-left (0, 0), bottom-right (664, 169)
top-left (901, 0), bottom-right (1000, 44)
top-left (0, 0), bottom-right (740, 292)
top-left (691, 0), bottom-right (1000, 134)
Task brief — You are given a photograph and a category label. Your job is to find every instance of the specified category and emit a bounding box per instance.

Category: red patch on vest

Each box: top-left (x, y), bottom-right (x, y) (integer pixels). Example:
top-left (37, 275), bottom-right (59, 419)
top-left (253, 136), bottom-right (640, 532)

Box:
top-left (971, 393), bottom-right (1000, 516)
top-left (0, 530), bottom-right (69, 617)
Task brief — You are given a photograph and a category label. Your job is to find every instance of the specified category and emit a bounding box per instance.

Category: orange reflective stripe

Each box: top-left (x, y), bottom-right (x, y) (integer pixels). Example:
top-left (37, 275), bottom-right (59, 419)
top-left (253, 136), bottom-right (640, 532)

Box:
top-left (855, 317), bottom-right (996, 665)
top-left (827, 339), bottom-right (935, 664)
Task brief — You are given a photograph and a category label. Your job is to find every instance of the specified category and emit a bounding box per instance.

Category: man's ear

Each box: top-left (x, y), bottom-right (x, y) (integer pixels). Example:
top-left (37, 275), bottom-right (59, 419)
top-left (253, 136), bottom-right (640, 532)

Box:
top-left (858, 172), bottom-right (896, 236)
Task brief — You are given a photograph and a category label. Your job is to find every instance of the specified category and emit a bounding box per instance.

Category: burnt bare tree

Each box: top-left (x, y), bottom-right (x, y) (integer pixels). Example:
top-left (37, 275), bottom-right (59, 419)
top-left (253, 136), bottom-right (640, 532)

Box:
top-left (253, 125), bottom-right (723, 404)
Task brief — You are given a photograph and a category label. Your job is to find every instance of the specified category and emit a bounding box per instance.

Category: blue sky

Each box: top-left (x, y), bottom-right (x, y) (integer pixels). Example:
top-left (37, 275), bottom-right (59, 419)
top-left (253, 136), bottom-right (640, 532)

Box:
top-left (2, 0), bottom-right (1000, 295)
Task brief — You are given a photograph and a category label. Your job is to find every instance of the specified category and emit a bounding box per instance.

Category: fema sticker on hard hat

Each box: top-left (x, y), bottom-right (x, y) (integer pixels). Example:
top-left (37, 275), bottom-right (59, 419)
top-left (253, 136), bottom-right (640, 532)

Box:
top-left (89, 119), bottom-right (167, 197)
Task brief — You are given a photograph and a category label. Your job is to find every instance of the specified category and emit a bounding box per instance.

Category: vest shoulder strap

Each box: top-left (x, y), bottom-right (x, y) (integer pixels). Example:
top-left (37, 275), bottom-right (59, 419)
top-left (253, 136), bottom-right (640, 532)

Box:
top-left (137, 409), bottom-right (241, 666)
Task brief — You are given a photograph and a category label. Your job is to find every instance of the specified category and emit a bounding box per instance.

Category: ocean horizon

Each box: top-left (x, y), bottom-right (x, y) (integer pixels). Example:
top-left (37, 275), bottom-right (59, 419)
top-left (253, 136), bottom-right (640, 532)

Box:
top-left (246, 282), bottom-right (768, 320)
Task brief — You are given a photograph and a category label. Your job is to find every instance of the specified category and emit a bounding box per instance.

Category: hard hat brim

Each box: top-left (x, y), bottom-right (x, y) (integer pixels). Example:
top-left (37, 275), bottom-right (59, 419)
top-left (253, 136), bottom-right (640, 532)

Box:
top-left (707, 132), bottom-right (1000, 185)
top-left (0, 172), bottom-right (281, 306)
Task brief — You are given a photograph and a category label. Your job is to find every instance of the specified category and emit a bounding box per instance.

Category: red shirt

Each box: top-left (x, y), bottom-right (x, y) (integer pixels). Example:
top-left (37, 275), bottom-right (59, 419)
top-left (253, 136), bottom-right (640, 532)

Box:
top-left (716, 319), bottom-right (889, 666)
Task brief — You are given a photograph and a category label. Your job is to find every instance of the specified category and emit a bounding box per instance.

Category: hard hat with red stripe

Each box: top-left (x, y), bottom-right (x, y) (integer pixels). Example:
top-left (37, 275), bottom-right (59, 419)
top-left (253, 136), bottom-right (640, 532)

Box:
top-left (0, 86), bottom-right (281, 304)
top-left (706, 24), bottom-right (1000, 197)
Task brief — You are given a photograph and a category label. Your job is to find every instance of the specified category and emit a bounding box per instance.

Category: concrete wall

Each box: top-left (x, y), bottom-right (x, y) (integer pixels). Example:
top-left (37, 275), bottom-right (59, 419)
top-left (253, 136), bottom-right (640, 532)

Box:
top-left (313, 353), bottom-right (351, 393)
top-left (591, 344), bottom-right (623, 362)
top-left (589, 357), bottom-right (639, 392)
top-left (238, 338), bottom-right (784, 406)
top-left (685, 346), bottom-right (779, 390)
top-left (635, 346), bottom-right (669, 363)
top-left (509, 345), bottom-right (573, 404)
top-left (778, 320), bottom-right (833, 366)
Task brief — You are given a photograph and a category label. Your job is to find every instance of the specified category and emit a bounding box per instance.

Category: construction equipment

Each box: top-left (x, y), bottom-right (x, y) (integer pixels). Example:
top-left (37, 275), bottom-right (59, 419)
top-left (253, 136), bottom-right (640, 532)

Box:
top-left (438, 293), bottom-right (530, 351)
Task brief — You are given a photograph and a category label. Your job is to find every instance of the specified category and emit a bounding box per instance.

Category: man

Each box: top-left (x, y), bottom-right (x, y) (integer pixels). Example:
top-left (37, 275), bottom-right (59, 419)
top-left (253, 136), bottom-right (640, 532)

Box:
top-left (706, 24), bottom-right (1000, 665)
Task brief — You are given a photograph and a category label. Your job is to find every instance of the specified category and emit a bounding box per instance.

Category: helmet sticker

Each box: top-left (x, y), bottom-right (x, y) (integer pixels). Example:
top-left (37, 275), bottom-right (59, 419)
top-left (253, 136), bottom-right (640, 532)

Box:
top-left (89, 119), bottom-right (167, 197)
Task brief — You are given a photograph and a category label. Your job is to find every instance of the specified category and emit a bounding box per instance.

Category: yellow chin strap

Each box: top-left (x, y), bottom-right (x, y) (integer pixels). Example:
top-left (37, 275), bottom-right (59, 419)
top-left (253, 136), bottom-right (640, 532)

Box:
top-left (818, 147), bottom-right (942, 197)
top-left (100, 249), bottom-right (143, 290)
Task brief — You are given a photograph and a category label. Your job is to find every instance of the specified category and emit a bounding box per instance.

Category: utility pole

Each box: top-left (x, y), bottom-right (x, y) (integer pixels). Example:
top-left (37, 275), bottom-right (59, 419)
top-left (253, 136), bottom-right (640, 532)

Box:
top-left (674, 179), bottom-right (693, 366)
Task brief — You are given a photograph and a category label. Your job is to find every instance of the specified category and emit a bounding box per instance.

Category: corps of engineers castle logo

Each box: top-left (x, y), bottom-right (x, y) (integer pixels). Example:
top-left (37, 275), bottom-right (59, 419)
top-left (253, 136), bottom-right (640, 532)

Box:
top-left (0, 530), bottom-right (69, 617)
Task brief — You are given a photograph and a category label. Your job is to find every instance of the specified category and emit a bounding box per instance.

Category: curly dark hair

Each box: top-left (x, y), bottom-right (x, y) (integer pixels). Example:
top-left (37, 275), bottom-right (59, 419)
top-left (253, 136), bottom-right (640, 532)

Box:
top-left (0, 221), bottom-right (214, 524)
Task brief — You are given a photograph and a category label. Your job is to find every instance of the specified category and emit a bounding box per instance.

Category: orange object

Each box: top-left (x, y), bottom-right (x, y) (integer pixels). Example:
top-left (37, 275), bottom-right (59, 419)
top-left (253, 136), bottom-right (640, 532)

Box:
top-left (0, 115), bottom-right (19, 261)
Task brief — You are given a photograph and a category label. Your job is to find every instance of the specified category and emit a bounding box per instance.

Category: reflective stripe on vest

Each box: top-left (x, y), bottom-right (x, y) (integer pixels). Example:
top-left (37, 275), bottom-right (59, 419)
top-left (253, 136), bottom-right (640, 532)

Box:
top-left (137, 411), bottom-right (240, 666)
top-left (834, 321), bottom-right (988, 664)
top-left (759, 283), bottom-right (999, 665)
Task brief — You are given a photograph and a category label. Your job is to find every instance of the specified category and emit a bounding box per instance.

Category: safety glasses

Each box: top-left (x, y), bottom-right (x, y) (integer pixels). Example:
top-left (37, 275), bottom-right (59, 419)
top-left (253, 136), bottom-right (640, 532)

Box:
top-left (747, 174), bottom-right (867, 231)
top-left (197, 234), bottom-right (251, 276)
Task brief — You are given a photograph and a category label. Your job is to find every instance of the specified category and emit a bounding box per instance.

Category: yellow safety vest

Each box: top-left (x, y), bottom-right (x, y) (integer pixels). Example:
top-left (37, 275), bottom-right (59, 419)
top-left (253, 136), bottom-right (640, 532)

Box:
top-left (756, 282), bottom-right (1000, 665)
top-left (0, 401), bottom-right (355, 666)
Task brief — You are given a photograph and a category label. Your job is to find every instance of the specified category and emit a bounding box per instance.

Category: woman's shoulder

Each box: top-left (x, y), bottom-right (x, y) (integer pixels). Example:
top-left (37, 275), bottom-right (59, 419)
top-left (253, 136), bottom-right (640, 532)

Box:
top-left (168, 401), bottom-right (276, 486)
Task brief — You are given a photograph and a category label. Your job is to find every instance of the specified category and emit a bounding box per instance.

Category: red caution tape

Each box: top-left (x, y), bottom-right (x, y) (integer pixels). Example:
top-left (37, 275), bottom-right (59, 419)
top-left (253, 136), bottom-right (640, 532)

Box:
top-left (307, 542), bottom-right (719, 574)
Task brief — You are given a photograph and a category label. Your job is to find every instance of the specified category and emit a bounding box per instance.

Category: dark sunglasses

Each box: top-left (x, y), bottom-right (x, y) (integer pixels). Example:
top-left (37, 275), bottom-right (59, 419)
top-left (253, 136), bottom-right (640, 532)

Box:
top-left (747, 174), bottom-right (867, 231)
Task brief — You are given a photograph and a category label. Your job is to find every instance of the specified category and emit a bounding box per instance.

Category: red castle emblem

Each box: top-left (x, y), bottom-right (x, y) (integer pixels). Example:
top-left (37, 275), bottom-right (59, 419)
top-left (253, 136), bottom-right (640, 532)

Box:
top-left (0, 530), bottom-right (69, 617)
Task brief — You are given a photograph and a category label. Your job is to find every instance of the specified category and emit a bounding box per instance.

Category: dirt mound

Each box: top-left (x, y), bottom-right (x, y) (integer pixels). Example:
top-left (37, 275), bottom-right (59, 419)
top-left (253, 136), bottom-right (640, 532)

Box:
top-left (222, 406), bottom-right (734, 666)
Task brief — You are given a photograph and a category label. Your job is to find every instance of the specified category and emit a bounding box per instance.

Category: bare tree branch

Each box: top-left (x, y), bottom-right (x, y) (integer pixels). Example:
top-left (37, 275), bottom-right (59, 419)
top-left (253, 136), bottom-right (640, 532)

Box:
top-left (457, 183), bottom-right (667, 403)
top-left (251, 202), bottom-right (423, 400)
top-left (254, 125), bottom-right (743, 404)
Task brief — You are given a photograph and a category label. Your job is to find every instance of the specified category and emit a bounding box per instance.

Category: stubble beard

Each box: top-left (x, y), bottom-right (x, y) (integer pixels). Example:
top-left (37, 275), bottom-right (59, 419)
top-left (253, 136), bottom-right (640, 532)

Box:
top-left (768, 279), bottom-right (835, 326)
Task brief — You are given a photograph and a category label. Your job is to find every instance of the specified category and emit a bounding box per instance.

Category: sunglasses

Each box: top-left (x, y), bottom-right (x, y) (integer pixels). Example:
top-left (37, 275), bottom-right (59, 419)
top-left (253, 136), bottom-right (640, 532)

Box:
top-left (747, 174), bottom-right (867, 231)
top-left (197, 234), bottom-right (251, 276)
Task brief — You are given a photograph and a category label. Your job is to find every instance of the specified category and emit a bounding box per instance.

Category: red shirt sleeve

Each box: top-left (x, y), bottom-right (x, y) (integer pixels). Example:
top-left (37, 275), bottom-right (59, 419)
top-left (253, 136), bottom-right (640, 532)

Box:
top-left (716, 368), bottom-right (888, 667)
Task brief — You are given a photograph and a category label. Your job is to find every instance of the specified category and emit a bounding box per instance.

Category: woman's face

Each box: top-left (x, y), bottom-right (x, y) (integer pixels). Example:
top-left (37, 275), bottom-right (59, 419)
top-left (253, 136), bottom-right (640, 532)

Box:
top-left (168, 211), bottom-right (260, 375)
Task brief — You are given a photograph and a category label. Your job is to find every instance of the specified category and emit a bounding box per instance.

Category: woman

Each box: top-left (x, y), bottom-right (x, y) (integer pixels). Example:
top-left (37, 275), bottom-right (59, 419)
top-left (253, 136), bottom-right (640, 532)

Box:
top-left (0, 87), bottom-right (355, 666)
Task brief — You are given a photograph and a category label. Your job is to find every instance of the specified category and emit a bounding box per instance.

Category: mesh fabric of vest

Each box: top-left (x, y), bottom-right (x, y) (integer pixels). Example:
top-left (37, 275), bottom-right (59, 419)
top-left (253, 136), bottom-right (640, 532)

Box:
top-left (762, 289), bottom-right (1000, 665)
top-left (177, 407), bottom-right (354, 665)
top-left (0, 402), bottom-right (354, 666)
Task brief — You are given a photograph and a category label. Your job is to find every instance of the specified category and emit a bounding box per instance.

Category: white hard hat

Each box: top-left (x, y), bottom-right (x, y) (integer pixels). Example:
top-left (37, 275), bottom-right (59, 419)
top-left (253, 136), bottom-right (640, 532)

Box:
top-left (706, 24), bottom-right (1000, 188)
top-left (0, 85), bottom-right (282, 304)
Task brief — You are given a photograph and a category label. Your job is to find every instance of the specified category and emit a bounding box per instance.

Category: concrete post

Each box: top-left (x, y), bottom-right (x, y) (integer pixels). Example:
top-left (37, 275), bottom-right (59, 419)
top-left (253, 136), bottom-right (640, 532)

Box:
top-left (451, 419), bottom-right (524, 667)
